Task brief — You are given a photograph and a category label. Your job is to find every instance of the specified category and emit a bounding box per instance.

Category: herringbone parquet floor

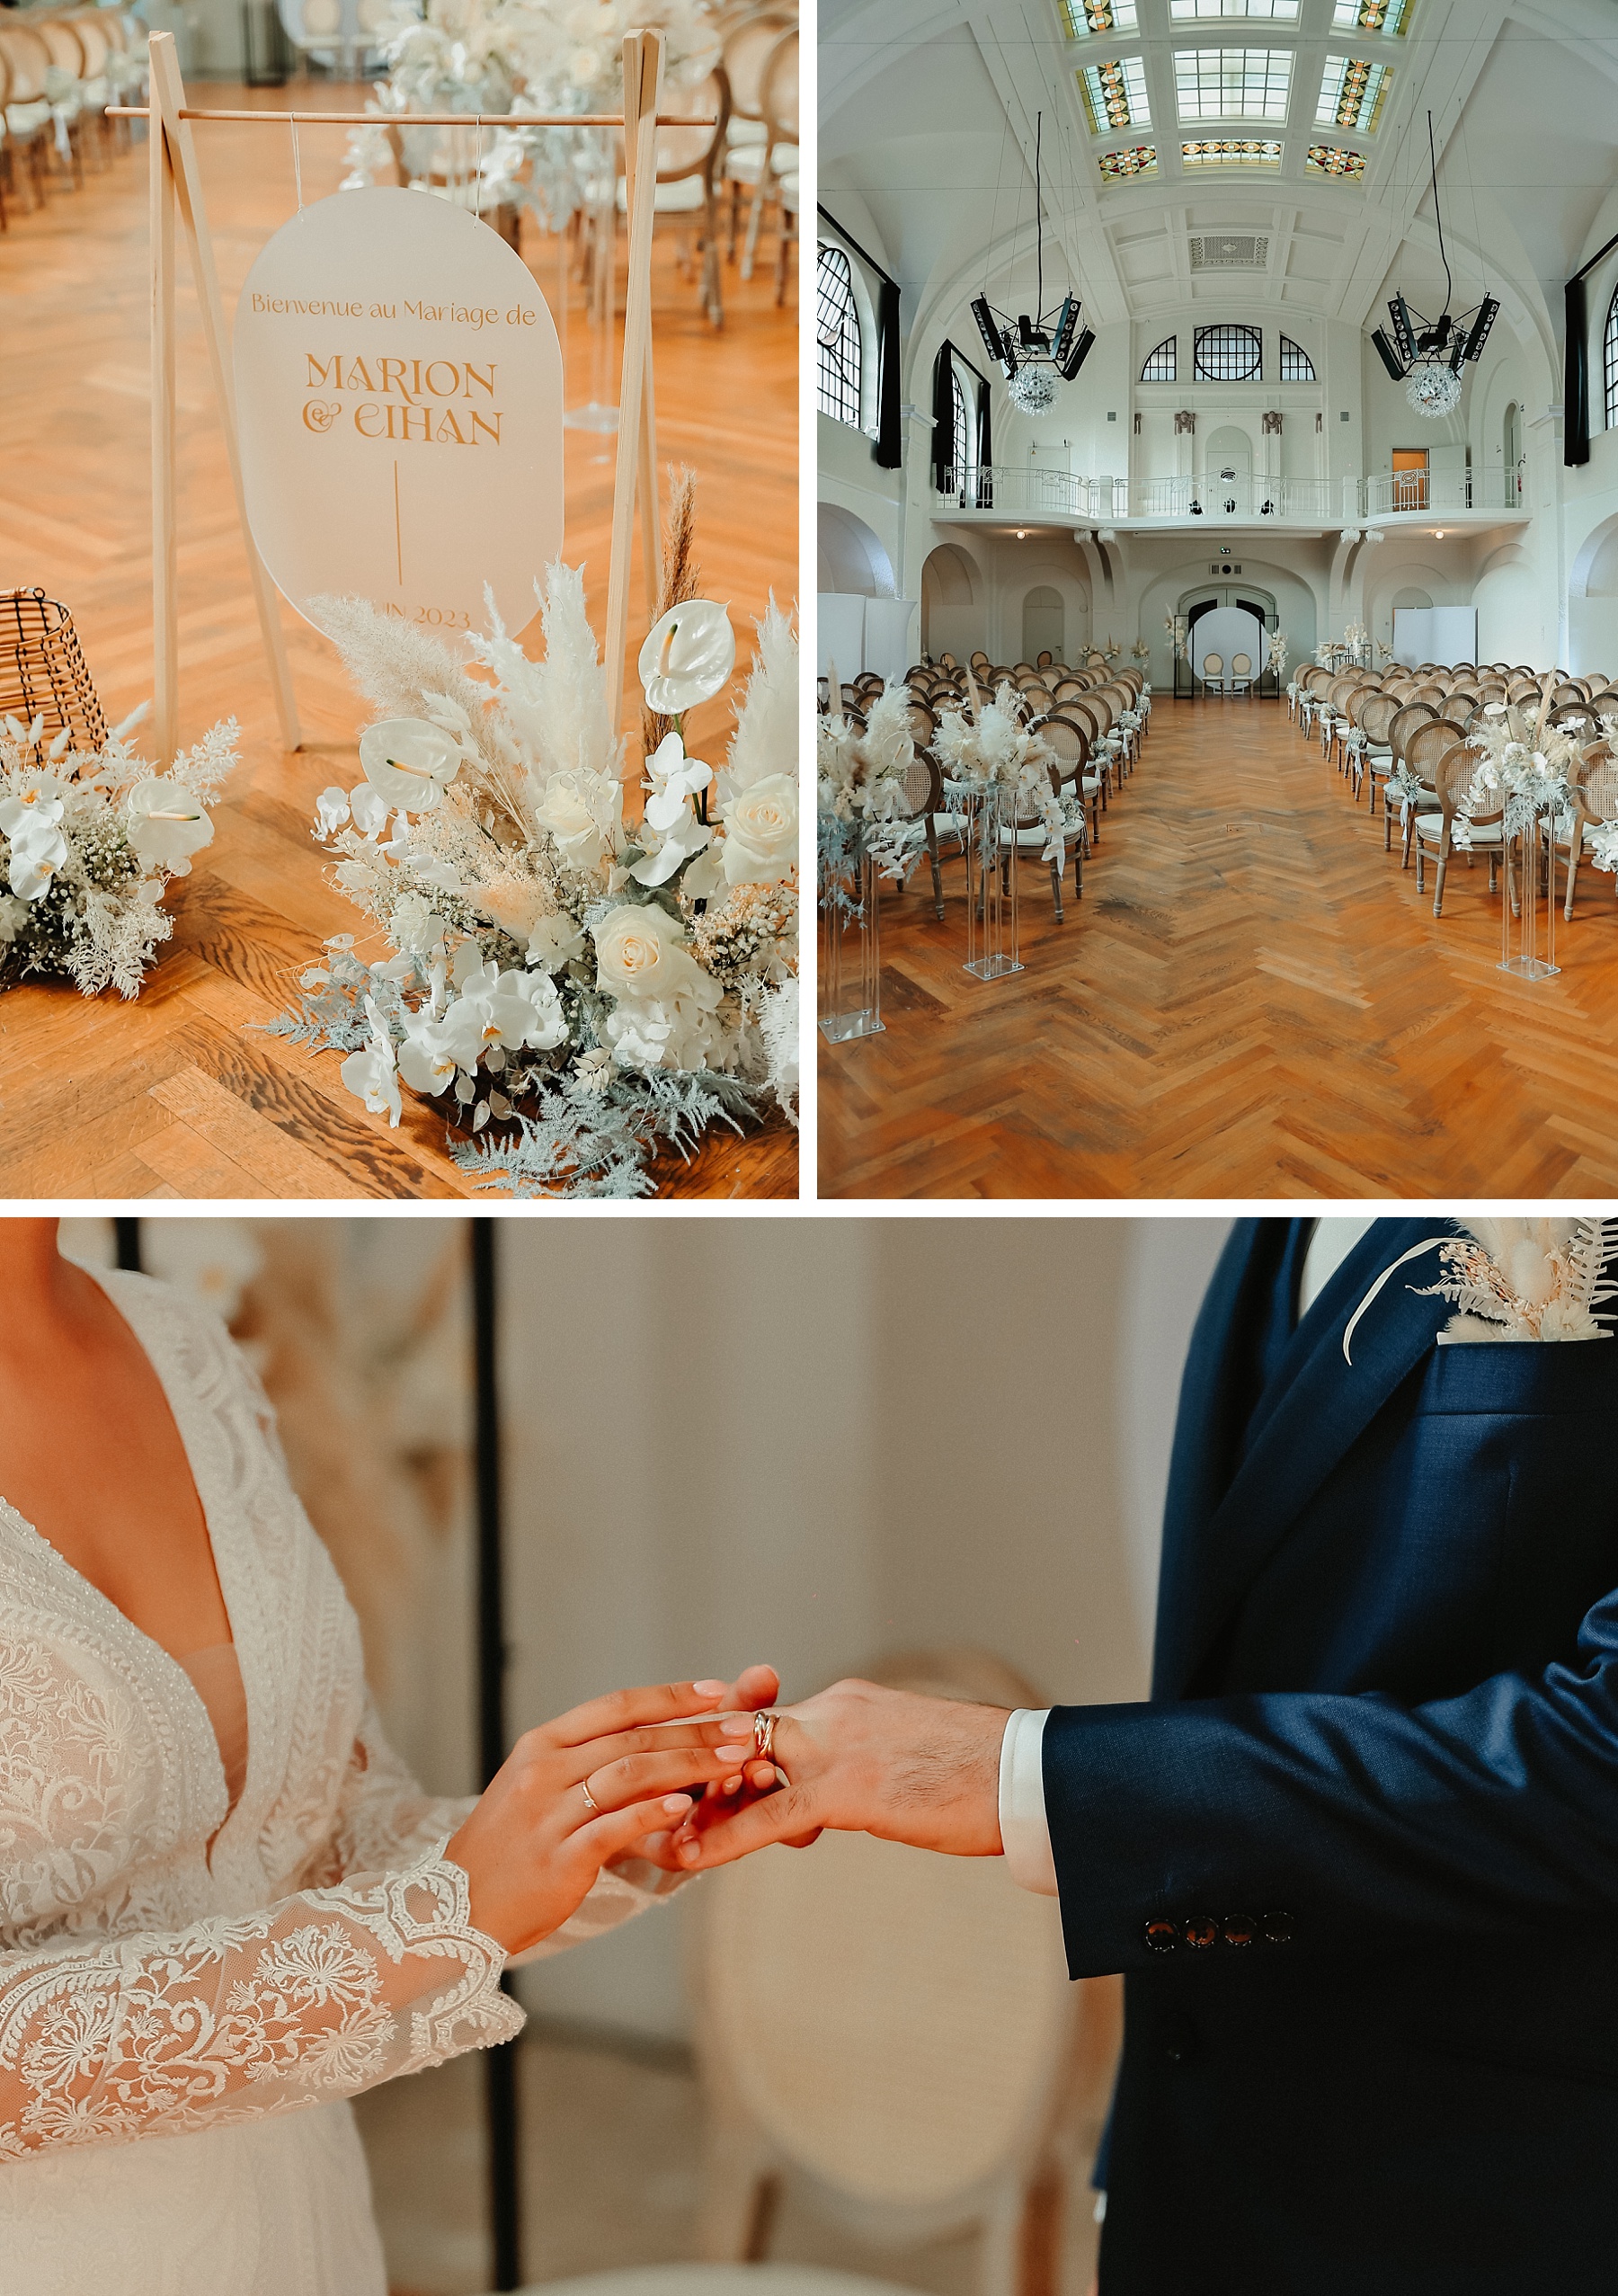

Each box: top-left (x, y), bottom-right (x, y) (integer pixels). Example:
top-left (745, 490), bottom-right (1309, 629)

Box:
top-left (821, 698), bottom-right (1618, 1199)
top-left (0, 87), bottom-right (796, 1200)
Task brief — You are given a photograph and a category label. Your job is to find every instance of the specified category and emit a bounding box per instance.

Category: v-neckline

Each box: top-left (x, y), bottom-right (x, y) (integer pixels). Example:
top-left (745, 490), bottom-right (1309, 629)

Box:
top-left (0, 1266), bottom-right (245, 1853)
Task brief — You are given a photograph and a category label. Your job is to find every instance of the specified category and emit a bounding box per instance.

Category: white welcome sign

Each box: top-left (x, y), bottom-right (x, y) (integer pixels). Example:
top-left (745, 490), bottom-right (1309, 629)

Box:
top-left (235, 186), bottom-right (564, 643)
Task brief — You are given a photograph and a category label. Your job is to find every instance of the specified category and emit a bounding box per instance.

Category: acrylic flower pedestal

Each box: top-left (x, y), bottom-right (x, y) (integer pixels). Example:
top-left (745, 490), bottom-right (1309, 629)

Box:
top-left (957, 782), bottom-right (1024, 983)
top-left (1499, 808), bottom-right (1559, 983)
top-left (818, 847), bottom-right (884, 1042)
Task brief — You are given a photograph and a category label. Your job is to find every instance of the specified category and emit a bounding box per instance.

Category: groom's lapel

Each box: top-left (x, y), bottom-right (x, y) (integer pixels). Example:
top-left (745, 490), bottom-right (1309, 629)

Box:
top-left (1165, 1215), bottom-right (1451, 1699)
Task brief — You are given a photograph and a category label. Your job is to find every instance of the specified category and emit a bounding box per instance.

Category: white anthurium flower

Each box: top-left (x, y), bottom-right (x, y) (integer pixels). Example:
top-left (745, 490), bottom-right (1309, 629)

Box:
top-left (722, 772), bottom-right (797, 885)
top-left (358, 717), bottom-right (460, 813)
top-left (316, 786), bottom-right (351, 838)
top-left (643, 732), bottom-right (714, 831)
top-left (126, 779), bottom-right (215, 878)
top-left (629, 804), bottom-right (711, 886)
top-left (638, 600), bottom-right (736, 716)
top-left (348, 783), bottom-right (391, 839)
top-left (340, 996), bottom-right (403, 1126)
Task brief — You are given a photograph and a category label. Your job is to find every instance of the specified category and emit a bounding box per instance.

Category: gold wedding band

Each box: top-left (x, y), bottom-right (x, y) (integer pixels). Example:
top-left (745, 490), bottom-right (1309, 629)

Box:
top-left (752, 1710), bottom-right (776, 1762)
top-left (580, 1777), bottom-right (600, 1814)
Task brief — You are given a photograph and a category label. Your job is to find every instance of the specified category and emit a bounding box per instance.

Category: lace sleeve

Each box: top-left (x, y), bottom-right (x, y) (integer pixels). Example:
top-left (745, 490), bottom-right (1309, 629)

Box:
top-left (0, 1846), bottom-right (520, 2161)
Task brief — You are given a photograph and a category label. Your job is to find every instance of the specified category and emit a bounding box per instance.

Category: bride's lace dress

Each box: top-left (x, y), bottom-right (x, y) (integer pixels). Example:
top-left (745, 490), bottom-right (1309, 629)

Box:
top-left (0, 1267), bottom-right (679, 2295)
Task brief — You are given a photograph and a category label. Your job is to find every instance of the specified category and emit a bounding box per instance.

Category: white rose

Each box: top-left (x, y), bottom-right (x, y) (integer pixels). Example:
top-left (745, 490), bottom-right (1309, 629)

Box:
top-left (593, 902), bottom-right (711, 1005)
top-left (722, 773), bottom-right (797, 885)
top-left (534, 770), bottom-right (620, 871)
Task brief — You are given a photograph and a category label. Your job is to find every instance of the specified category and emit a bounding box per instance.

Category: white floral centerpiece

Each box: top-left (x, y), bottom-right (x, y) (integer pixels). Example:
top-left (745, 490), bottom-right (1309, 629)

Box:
top-left (342, 0), bottom-right (720, 230)
top-left (1454, 690), bottom-right (1585, 850)
top-left (269, 523), bottom-right (797, 1199)
top-left (0, 709), bottom-right (235, 999)
top-left (932, 673), bottom-right (1077, 876)
top-left (816, 680), bottom-right (922, 897)
top-left (1267, 629), bottom-right (1288, 677)
top-left (1346, 1217), bottom-right (1618, 1362)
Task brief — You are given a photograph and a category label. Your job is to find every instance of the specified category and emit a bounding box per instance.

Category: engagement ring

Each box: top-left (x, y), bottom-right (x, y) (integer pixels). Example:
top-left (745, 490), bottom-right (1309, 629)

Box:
top-left (580, 1777), bottom-right (600, 1814)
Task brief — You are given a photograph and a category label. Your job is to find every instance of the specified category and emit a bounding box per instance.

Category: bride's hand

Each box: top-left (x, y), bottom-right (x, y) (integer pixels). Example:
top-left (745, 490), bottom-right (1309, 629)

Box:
top-left (443, 1679), bottom-right (762, 1954)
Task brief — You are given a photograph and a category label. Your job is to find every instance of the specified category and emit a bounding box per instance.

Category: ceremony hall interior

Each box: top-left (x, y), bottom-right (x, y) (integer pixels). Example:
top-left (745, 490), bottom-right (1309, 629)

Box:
top-left (817, 0), bottom-right (1618, 1199)
top-left (53, 1210), bottom-right (1222, 2296)
top-left (0, 1), bottom-right (798, 1202)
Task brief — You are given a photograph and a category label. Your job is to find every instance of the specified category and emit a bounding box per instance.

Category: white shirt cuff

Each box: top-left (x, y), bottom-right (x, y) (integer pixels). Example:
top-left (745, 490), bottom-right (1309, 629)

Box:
top-left (998, 1707), bottom-right (1058, 1896)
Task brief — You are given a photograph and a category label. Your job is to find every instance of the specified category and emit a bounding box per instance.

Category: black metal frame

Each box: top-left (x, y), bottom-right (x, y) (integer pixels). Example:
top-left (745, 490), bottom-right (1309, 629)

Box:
top-left (472, 1220), bottom-right (522, 2291)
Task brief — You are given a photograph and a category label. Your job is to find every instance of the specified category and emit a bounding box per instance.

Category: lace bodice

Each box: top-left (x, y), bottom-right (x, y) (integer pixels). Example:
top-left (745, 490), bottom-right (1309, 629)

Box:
top-left (0, 1267), bottom-right (669, 2166)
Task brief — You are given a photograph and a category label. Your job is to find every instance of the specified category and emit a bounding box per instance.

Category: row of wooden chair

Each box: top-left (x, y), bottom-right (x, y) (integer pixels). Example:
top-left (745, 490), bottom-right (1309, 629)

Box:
top-left (820, 655), bottom-right (1150, 926)
top-left (1291, 659), bottom-right (1618, 923)
top-left (0, 8), bottom-right (144, 227)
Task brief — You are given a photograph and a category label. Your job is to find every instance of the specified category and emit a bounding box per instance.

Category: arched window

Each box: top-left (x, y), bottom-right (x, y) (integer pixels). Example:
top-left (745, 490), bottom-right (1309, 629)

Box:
top-left (1141, 336), bottom-right (1177, 381)
top-left (1605, 286), bottom-right (1618, 431)
top-left (1195, 324), bottom-right (1263, 380)
top-left (1279, 333), bottom-right (1316, 380)
top-left (951, 365), bottom-right (973, 487)
top-left (816, 245), bottom-right (862, 427)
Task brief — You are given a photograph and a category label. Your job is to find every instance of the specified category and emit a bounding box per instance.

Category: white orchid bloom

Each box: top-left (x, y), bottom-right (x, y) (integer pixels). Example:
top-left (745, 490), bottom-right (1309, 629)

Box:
top-left (397, 1010), bottom-right (461, 1097)
top-left (315, 786), bottom-right (351, 838)
top-left (643, 731), bottom-right (714, 830)
top-left (6, 814), bottom-right (68, 902)
top-left (525, 912), bottom-right (587, 971)
top-left (630, 804), bottom-right (711, 886)
top-left (340, 996), bottom-right (403, 1126)
top-left (638, 600), bottom-right (736, 716)
top-left (358, 717), bottom-right (460, 813)
top-left (494, 966), bottom-right (567, 1051)
top-left (125, 779), bottom-right (215, 878)
top-left (0, 781), bottom-right (66, 840)
top-left (343, 784), bottom-right (386, 838)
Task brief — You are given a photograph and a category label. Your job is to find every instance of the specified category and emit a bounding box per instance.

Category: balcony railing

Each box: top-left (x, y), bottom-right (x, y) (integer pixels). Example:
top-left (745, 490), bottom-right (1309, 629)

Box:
top-left (935, 464), bottom-right (1531, 523)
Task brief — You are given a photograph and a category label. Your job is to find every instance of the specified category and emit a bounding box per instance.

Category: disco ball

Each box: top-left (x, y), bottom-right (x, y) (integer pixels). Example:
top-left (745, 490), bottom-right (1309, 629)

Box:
top-left (1405, 358), bottom-right (1462, 418)
top-left (1009, 361), bottom-right (1059, 414)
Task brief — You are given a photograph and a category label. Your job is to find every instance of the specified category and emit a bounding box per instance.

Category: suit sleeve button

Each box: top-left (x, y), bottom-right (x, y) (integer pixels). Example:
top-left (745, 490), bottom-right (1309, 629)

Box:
top-left (1183, 1914), bottom-right (1219, 1948)
top-left (1221, 1914), bottom-right (1255, 1947)
top-left (1260, 1910), bottom-right (1294, 1945)
top-left (1142, 1918), bottom-right (1179, 1953)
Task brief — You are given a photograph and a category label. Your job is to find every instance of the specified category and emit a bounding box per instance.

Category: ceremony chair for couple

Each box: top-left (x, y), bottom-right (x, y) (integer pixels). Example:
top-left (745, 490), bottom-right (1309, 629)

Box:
top-left (691, 1650), bottom-right (1109, 2296)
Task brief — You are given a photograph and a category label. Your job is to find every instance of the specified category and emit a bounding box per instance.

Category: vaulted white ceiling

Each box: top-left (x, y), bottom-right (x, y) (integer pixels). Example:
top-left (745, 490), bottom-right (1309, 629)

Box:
top-left (820, 0), bottom-right (1618, 367)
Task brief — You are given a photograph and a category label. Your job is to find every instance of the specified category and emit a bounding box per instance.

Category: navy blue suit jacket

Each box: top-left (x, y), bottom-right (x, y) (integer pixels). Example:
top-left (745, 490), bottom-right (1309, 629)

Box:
top-left (1045, 1217), bottom-right (1618, 2295)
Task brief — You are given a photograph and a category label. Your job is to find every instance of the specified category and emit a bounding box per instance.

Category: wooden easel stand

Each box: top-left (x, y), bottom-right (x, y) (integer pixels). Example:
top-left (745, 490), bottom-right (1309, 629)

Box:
top-left (138, 27), bottom-right (667, 763)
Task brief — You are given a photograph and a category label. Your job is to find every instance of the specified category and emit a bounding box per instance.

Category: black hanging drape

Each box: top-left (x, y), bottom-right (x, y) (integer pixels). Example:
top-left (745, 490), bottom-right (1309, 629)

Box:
top-left (975, 381), bottom-right (993, 509)
top-left (875, 277), bottom-right (902, 470)
top-left (931, 343), bottom-right (955, 492)
top-left (1566, 274), bottom-right (1591, 467)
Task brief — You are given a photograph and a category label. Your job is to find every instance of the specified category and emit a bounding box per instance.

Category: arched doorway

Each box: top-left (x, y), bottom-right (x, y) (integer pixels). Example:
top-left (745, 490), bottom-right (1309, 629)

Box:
top-left (1178, 580), bottom-right (1277, 697)
top-left (920, 542), bottom-right (982, 661)
top-left (1022, 585), bottom-right (1064, 663)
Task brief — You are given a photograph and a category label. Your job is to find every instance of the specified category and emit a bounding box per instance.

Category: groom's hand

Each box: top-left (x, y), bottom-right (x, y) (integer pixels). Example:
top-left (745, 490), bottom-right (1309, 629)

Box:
top-left (671, 1679), bottom-right (1009, 1869)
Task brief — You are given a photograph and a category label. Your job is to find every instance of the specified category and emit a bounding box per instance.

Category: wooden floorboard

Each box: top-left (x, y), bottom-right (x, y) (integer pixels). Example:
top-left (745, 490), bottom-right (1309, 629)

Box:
top-left (820, 698), bottom-right (1618, 1199)
top-left (0, 88), bottom-right (796, 1201)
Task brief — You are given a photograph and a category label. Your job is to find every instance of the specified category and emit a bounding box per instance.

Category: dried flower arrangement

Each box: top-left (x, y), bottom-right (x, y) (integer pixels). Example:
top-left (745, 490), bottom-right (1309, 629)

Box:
top-left (268, 493), bottom-right (797, 1200)
top-left (0, 710), bottom-right (235, 1000)
top-left (1345, 1217), bottom-right (1618, 1363)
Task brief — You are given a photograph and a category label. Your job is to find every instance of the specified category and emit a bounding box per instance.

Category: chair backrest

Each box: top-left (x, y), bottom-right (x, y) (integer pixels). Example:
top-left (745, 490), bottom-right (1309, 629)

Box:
top-left (1549, 701), bottom-right (1597, 738)
top-left (1202, 654), bottom-right (1223, 675)
top-left (1572, 746), bottom-right (1618, 826)
top-left (1406, 717), bottom-right (1465, 779)
top-left (1435, 741), bottom-right (1491, 827)
top-left (1038, 716), bottom-right (1089, 776)
top-left (760, 27), bottom-right (798, 146)
top-left (1230, 653), bottom-right (1252, 676)
top-left (1388, 701), bottom-right (1437, 762)
top-left (1356, 694), bottom-right (1400, 743)
top-left (654, 66), bottom-right (729, 182)
top-left (693, 1648), bottom-right (1079, 2230)
top-left (0, 25), bottom-right (51, 100)
top-left (720, 9), bottom-right (795, 123)
top-left (66, 15), bottom-right (111, 75)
